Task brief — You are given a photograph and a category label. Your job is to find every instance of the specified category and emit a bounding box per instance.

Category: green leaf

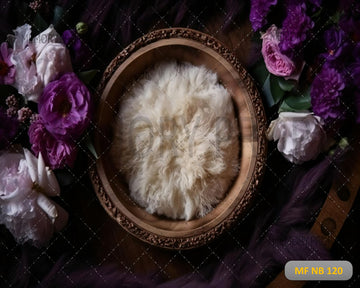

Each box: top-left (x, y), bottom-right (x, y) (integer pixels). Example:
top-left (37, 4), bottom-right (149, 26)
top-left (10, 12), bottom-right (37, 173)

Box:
top-left (286, 88), bottom-right (311, 110)
top-left (53, 6), bottom-right (64, 26)
top-left (55, 170), bottom-right (75, 187)
top-left (278, 87), bottom-right (312, 112)
top-left (278, 100), bottom-right (298, 113)
top-left (85, 135), bottom-right (98, 159)
top-left (270, 75), bottom-right (285, 104)
top-left (262, 74), bottom-right (286, 107)
top-left (251, 60), bottom-right (289, 107)
top-left (277, 77), bottom-right (295, 92)
top-left (251, 60), bottom-right (268, 86)
top-left (33, 13), bottom-right (48, 33)
top-left (331, 11), bottom-right (342, 24)
top-left (78, 70), bottom-right (99, 85)
top-left (262, 74), bottom-right (274, 107)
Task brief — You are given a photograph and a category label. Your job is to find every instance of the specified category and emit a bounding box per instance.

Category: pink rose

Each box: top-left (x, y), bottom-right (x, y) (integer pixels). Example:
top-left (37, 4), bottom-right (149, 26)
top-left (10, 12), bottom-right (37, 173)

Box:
top-left (261, 25), bottom-right (302, 80)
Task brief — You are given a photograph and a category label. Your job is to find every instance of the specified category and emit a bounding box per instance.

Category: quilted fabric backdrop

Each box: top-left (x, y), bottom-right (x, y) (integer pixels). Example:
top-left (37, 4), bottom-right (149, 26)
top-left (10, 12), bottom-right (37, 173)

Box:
top-left (0, 1), bottom-right (359, 287)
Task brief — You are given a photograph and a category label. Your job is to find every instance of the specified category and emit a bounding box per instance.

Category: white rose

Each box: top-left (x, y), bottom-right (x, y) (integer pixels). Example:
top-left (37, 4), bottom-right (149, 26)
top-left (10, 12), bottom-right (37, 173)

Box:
top-left (0, 149), bottom-right (68, 247)
top-left (10, 24), bottom-right (72, 102)
top-left (267, 112), bottom-right (326, 164)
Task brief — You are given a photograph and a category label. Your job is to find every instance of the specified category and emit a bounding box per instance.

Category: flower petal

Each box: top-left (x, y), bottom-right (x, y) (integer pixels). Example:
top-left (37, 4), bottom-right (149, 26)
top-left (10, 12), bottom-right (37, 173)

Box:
top-left (36, 193), bottom-right (58, 223)
top-left (23, 148), bottom-right (38, 183)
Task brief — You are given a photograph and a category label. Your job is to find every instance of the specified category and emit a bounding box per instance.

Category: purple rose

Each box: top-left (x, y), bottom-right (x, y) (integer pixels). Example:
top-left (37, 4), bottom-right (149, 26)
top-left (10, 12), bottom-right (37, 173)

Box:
top-left (279, 3), bottom-right (314, 59)
top-left (261, 25), bottom-right (301, 78)
top-left (0, 42), bottom-right (15, 85)
top-left (39, 72), bottom-right (92, 141)
top-left (0, 108), bottom-right (19, 149)
top-left (62, 29), bottom-right (91, 70)
top-left (310, 66), bottom-right (346, 122)
top-left (249, 0), bottom-right (277, 31)
top-left (28, 117), bottom-right (78, 169)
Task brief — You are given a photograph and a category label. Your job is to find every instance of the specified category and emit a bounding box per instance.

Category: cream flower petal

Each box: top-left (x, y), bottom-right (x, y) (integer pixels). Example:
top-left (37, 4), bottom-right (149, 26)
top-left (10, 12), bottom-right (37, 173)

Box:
top-left (23, 148), bottom-right (38, 183)
top-left (33, 24), bottom-right (63, 55)
top-left (11, 23), bottom-right (32, 51)
top-left (36, 193), bottom-right (58, 223)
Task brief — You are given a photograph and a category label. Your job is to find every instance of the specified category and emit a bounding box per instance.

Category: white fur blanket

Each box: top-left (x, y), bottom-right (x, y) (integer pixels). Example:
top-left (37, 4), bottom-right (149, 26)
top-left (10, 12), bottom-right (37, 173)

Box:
top-left (112, 62), bottom-right (239, 220)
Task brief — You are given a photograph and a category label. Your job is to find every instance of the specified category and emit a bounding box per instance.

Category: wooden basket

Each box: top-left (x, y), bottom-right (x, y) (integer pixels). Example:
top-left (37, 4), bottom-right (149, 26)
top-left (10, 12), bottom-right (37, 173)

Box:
top-left (90, 28), bottom-right (267, 250)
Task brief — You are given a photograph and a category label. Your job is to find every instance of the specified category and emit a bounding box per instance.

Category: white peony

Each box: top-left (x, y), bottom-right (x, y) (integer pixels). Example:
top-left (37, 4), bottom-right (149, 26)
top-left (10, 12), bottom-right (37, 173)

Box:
top-left (10, 24), bottom-right (72, 102)
top-left (267, 112), bottom-right (326, 164)
top-left (0, 149), bottom-right (68, 247)
top-left (34, 25), bottom-right (72, 89)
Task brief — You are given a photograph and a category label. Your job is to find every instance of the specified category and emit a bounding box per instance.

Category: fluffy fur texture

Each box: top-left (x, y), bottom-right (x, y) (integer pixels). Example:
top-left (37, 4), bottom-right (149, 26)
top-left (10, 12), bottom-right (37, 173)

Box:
top-left (112, 62), bottom-right (239, 220)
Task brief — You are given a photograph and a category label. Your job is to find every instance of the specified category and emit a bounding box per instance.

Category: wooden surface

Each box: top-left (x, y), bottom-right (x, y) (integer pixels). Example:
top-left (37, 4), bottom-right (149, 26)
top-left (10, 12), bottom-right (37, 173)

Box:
top-left (91, 28), bottom-right (267, 249)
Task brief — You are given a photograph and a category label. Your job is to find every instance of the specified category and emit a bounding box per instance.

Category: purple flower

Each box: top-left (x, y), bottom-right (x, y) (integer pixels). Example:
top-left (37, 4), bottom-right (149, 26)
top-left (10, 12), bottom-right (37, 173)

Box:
top-left (311, 66), bottom-right (345, 122)
top-left (0, 108), bottom-right (19, 149)
top-left (249, 0), bottom-right (277, 31)
top-left (339, 3), bottom-right (360, 42)
top-left (62, 29), bottom-right (91, 70)
top-left (38, 72), bottom-right (92, 141)
top-left (28, 117), bottom-right (77, 169)
top-left (322, 27), bottom-right (350, 62)
top-left (0, 42), bottom-right (15, 85)
top-left (285, 0), bottom-right (322, 9)
top-left (279, 3), bottom-right (314, 59)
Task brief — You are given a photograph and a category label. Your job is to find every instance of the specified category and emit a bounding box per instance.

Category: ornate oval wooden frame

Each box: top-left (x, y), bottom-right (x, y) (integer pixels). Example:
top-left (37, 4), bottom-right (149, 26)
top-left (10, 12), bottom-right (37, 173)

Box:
top-left (89, 28), bottom-right (267, 250)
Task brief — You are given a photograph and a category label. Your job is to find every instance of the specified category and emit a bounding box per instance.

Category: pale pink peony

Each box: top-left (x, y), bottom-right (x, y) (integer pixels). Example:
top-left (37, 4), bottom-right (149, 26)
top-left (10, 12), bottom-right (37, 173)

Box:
top-left (0, 149), bottom-right (68, 247)
top-left (34, 26), bottom-right (73, 89)
top-left (10, 24), bottom-right (72, 102)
